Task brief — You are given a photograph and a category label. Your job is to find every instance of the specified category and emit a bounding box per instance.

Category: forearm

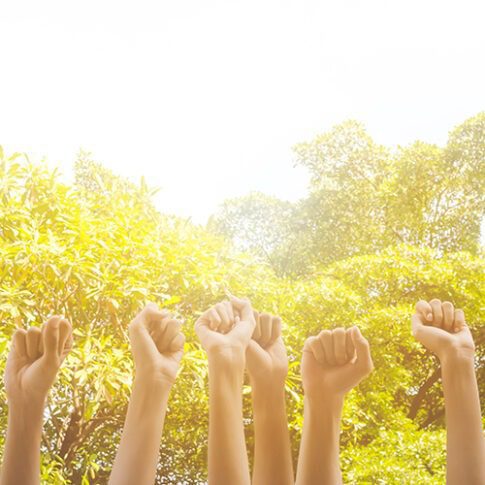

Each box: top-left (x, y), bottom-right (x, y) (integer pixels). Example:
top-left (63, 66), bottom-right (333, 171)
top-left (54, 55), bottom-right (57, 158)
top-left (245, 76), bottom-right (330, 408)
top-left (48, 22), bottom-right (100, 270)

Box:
top-left (208, 358), bottom-right (250, 485)
top-left (0, 398), bottom-right (45, 485)
top-left (252, 382), bottom-right (294, 485)
top-left (296, 395), bottom-right (343, 485)
top-left (109, 376), bottom-right (172, 485)
top-left (440, 351), bottom-right (485, 485)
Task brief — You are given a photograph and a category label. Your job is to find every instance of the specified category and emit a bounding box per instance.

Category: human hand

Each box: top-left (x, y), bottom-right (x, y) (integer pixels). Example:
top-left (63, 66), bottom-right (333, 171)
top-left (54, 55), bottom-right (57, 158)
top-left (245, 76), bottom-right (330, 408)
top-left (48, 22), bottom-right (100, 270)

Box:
top-left (412, 299), bottom-right (474, 363)
top-left (246, 312), bottom-right (288, 388)
top-left (195, 297), bottom-right (256, 368)
top-left (128, 303), bottom-right (185, 385)
top-left (4, 316), bottom-right (73, 405)
top-left (301, 327), bottom-right (373, 401)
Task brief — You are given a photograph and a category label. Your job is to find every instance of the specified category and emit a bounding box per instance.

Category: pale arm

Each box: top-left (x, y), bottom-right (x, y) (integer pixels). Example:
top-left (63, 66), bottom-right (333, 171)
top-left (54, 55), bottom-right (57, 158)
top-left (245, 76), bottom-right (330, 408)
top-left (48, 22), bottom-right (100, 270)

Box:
top-left (208, 353), bottom-right (250, 485)
top-left (108, 304), bottom-right (184, 485)
top-left (296, 396), bottom-right (343, 485)
top-left (251, 382), bottom-right (294, 485)
top-left (247, 313), bottom-right (293, 485)
top-left (109, 378), bottom-right (172, 485)
top-left (441, 351), bottom-right (485, 485)
top-left (412, 299), bottom-right (485, 485)
top-left (1, 317), bottom-right (73, 485)
top-left (195, 297), bottom-right (256, 485)
top-left (0, 398), bottom-right (45, 485)
top-left (296, 327), bottom-right (372, 485)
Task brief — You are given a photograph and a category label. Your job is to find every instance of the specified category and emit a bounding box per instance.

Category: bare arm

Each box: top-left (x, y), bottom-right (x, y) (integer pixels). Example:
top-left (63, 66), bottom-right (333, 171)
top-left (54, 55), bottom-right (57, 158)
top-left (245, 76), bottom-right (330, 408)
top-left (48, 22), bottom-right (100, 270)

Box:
top-left (247, 313), bottom-right (293, 485)
top-left (296, 327), bottom-right (373, 485)
top-left (195, 297), bottom-right (256, 485)
top-left (208, 352), bottom-right (249, 485)
top-left (413, 299), bottom-right (485, 485)
top-left (1, 317), bottom-right (73, 485)
top-left (109, 304), bottom-right (184, 485)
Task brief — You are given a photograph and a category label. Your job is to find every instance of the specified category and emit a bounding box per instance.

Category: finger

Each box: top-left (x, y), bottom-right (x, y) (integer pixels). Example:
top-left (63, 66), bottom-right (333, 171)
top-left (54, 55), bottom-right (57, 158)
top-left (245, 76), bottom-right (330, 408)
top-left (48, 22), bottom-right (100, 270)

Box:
top-left (12, 329), bottom-right (27, 358)
top-left (429, 299), bottom-right (443, 328)
top-left (215, 302), bottom-right (231, 333)
top-left (58, 319), bottom-right (72, 355)
top-left (230, 296), bottom-right (255, 325)
top-left (224, 300), bottom-right (235, 324)
top-left (168, 332), bottom-right (185, 353)
top-left (62, 333), bottom-right (74, 358)
top-left (345, 329), bottom-right (355, 361)
top-left (308, 335), bottom-right (326, 365)
top-left (252, 311), bottom-right (261, 340)
top-left (207, 308), bottom-right (222, 331)
top-left (270, 316), bottom-right (282, 344)
top-left (259, 313), bottom-right (272, 348)
top-left (351, 326), bottom-right (373, 374)
top-left (194, 316), bottom-right (212, 341)
top-left (333, 327), bottom-right (347, 365)
top-left (159, 319), bottom-right (182, 351)
top-left (151, 320), bottom-right (165, 349)
top-left (411, 313), bottom-right (424, 338)
top-left (319, 330), bottom-right (337, 366)
top-left (415, 300), bottom-right (433, 323)
top-left (129, 319), bottom-right (160, 361)
top-left (42, 317), bottom-right (61, 362)
top-left (142, 304), bottom-right (169, 328)
top-left (26, 327), bottom-right (42, 360)
top-left (442, 301), bottom-right (454, 332)
top-left (453, 309), bottom-right (466, 333)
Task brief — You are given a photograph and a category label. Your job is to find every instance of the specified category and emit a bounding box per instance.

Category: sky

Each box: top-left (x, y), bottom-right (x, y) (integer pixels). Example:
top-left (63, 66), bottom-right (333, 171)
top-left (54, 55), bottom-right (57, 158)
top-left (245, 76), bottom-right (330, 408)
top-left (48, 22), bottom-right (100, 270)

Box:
top-left (1, 0), bottom-right (484, 223)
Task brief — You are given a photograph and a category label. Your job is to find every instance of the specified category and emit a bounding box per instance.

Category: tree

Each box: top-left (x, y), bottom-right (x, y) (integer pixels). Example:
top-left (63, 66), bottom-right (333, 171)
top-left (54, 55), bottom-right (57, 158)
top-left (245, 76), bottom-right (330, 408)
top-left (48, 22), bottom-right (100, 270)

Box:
top-left (0, 145), bottom-right (483, 484)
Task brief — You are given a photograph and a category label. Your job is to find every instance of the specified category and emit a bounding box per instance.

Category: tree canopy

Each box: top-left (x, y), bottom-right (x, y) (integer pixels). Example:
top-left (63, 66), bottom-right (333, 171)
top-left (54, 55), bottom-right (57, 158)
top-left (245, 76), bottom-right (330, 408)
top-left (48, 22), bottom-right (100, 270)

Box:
top-left (0, 113), bottom-right (484, 484)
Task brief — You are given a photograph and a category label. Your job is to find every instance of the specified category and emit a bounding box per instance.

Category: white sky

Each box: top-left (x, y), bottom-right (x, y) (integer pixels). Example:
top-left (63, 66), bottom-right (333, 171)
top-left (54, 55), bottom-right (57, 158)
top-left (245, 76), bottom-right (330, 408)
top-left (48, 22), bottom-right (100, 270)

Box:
top-left (1, 0), bottom-right (484, 223)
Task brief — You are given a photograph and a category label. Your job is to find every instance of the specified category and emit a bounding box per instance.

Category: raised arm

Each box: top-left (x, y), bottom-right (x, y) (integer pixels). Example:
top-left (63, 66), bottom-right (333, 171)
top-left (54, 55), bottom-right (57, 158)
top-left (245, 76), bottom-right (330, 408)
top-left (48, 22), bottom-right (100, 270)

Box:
top-left (412, 299), bottom-right (485, 485)
top-left (195, 297), bottom-right (256, 485)
top-left (246, 312), bottom-right (294, 485)
top-left (296, 327), bottom-right (373, 485)
top-left (109, 303), bottom-right (185, 485)
top-left (1, 317), bottom-right (73, 485)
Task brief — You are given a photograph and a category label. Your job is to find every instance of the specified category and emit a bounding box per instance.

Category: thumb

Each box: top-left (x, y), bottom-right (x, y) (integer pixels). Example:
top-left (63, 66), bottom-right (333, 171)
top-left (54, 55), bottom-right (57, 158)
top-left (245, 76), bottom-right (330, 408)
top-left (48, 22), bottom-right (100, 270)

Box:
top-left (415, 300), bottom-right (433, 323)
top-left (42, 317), bottom-right (61, 364)
top-left (129, 319), bottom-right (159, 361)
top-left (351, 326), bottom-right (373, 374)
top-left (230, 296), bottom-right (255, 327)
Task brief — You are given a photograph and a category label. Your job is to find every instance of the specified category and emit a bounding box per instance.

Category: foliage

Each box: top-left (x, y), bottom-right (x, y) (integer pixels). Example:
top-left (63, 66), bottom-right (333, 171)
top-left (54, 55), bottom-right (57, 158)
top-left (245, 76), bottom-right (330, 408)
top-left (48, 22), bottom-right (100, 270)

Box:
top-left (211, 113), bottom-right (485, 275)
top-left (0, 112), bottom-right (484, 484)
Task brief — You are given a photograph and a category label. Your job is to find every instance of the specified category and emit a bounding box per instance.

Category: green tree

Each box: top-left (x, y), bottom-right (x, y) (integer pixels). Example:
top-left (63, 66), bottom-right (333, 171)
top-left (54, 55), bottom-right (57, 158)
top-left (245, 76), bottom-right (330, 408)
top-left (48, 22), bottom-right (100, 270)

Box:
top-left (0, 143), bottom-right (483, 484)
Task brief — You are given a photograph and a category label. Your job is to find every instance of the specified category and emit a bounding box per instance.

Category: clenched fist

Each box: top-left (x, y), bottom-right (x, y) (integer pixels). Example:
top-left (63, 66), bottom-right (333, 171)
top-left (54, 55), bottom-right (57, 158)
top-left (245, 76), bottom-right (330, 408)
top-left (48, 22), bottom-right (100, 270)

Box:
top-left (5, 316), bottom-right (73, 404)
top-left (128, 303), bottom-right (185, 385)
top-left (412, 299), bottom-right (474, 362)
top-left (301, 327), bottom-right (373, 400)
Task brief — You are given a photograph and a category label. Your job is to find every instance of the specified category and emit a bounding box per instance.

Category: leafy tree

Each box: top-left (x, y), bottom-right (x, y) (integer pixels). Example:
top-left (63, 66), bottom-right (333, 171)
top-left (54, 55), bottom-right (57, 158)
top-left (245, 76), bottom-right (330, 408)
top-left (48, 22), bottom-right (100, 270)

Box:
top-left (211, 113), bottom-right (485, 274)
top-left (0, 143), bottom-right (483, 484)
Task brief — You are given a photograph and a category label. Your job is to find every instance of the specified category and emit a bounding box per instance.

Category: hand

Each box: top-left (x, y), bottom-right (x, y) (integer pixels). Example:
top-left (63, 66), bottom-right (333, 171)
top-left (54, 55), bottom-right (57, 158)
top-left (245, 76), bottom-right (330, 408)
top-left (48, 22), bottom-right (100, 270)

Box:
top-left (412, 299), bottom-right (475, 362)
top-left (128, 303), bottom-right (185, 385)
top-left (195, 297), bottom-right (256, 366)
top-left (301, 327), bottom-right (373, 400)
top-left (246, 312), bottom-right (288, 387)
top-left (4, 316), bottom-right (73, 405)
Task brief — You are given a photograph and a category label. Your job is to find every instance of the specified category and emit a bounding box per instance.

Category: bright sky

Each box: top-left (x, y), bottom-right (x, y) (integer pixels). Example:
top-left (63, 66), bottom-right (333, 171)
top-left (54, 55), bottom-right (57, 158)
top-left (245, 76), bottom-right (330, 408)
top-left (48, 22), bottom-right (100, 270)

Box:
top-left (1, 0), bottom-right (484, 223)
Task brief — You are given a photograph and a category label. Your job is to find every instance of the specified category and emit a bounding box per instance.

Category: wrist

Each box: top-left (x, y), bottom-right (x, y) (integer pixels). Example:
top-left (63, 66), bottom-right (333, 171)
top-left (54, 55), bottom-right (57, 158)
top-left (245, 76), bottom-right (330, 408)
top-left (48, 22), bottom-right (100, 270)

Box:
top-left (7, 398), bottom-right (45, 436)
top-left (304, 392), bottom-right (344, 413)
top-left (7, 393), bottom-right (47, 412)
top-left (252, 382), bottom-right (287, 417)
top-left (208, 345), bottom-right (246, 372)
top-left (439, 346), bottom-right (475, 367)
top-left (133, 373), bottom-right (173, 394)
